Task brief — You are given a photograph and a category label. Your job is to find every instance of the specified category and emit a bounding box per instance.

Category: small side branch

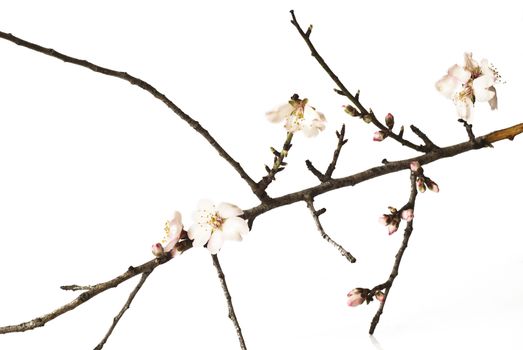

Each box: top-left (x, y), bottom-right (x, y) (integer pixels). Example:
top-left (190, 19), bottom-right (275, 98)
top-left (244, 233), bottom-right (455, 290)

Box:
top-left (306, 124), bottom-right (348, 182)
top-left (258, 132), bottom-right (293, 193)
top-left (211, 255), bottom-right (247, 350)
top-left (93, 271), bottom-right (153, 350)
top-left (458, 119), bottom-right (476, 142)
top-left (410, 125), bottom-right (439, 151)
top-left (0, 254), bottom-right (172, 334)
top-left (368, 173), bottom-right (418, 334)
top-left (304, 196), bottom-right (356, 263)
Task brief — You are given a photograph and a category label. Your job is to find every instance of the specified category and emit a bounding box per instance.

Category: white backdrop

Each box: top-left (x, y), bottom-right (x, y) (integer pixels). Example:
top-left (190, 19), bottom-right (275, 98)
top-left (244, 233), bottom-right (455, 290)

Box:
top-left (1, 1), bottom-right (522, 349)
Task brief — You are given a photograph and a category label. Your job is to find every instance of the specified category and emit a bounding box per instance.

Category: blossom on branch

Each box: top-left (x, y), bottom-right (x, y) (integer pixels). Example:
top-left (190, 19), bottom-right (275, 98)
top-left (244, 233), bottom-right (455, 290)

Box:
top-left (347, 288), bottom-right (365, 307)
top-left (436, 53), bottom-right (500, 120)
top-left (188, 200), bottom-right (249, 254)
top-left (152, 211), bottom-right (184, 257)
top-left (380, 206), bottom-right (413, 235)
top-left (267, 95), bottom-right (326, 137)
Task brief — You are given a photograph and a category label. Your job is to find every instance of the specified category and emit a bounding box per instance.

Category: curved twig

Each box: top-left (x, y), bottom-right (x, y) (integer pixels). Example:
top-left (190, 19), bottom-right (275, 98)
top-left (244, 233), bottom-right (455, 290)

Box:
top-left (0, 30), bottom-right (265, 200)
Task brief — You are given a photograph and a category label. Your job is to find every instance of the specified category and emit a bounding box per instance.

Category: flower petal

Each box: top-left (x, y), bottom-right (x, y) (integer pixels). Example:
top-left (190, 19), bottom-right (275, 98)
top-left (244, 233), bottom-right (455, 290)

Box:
top-left (266, 103), bottom-right (294, 123)
top-left (448, 64), bottom-right (471, 83)
top-left (473, 75), bottom-right (495, 102)
top-left (453, 95), bottom-right (473, 120)
top-left (435, 74), bottom-right (459, 99)
top-left (207, 231), bottom-right (224, 254)
top-left (217, 202), bottom-right (243, 219)
top-left (188, 224), bottom-right (212, 247)
top-left (221, 216), bottom-right (249, 241)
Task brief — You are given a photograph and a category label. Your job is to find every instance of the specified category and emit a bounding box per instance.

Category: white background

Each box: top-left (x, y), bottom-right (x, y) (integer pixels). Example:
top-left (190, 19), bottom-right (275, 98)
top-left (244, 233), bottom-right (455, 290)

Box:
top-left (1, 1), bottom-right (522, 349)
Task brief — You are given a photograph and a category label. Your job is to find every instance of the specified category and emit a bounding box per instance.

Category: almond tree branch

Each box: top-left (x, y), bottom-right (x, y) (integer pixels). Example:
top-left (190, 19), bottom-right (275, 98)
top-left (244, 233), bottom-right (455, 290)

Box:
top-left (94, 270), bottom-right (153, 350)
top-left (0, 254), bottom-right (172, 334)
top-left (304, 195), bottom-right (356, 262)
top-left (368, 172), bottom-right (418, 334)
top-left (289, 11), bottom-right (434, 153)
top-left (212, 255), bottom-right (247, 350)
top-left (0, 30), bottom-right (266, 201)
top-left (243, 123), bottom-right (523, 222)
top-left (306, 124), bottom-right (348, 182)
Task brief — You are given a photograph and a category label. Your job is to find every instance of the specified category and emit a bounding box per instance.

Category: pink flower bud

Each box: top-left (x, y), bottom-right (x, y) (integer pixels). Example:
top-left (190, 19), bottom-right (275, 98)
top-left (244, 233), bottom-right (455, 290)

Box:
top-left (373, 131), bottom-right (386, 141)
top-left (385, 113), bottom-right (394, 129)
top-left (347, 288), bottom-right (365, 307)
top-left (375, 291), bottom-right (385, 303)
top-left (151, 243), bottom-right (164, 257)
top-left (388, 223), bottom-right (399, 235)
top-left (417, 178), bottom-right (426, 193)
top-left (410, 161), bottom-right (421, 172)
top-left (426, 180), bottom-right (440, 193)
top-left (401, 209), bottom-right (414, 222)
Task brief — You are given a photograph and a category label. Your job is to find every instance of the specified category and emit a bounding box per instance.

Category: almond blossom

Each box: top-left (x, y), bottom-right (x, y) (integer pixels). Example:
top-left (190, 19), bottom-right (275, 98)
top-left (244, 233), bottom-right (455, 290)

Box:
top-left (188, 200), bottom-right (249, 254)
top-left (151, 211), bottom-right (183, 257)
top-left (267, 95), bottom-right (326, 137)
top-left (436, 53), bottom-right (500, 120)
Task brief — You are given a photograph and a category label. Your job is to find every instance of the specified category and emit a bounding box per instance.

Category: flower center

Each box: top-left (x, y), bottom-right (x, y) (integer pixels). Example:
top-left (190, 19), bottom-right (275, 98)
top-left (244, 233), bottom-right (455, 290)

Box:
top-left (208, 213), bottom-right (225, 231)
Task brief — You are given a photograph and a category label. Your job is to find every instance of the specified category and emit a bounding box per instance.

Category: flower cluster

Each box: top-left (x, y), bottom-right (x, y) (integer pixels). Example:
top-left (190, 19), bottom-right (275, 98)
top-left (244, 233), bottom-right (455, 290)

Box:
top-left (267, 94), bottom-right (326, 137)
top-left (152, 200), bottom-right (249, 257)
top-left (379, 206), bottom-right (414, 235)
top-left (436, 52), bottom-right (500, 120)
top-left (410, 161), bottom-right (439, 193)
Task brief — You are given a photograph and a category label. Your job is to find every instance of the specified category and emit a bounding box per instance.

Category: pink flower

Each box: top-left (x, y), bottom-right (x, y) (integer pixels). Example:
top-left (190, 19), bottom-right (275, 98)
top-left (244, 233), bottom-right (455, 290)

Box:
top-left (267, 97), bottom-right (326, 137)
top-left (410, 161), bottom-right (420, 172)
top-left (373, 130), bottom-right (386, 141)
top-left (401, 209), bottom-right (414, 222)
top-left (375, 291), bottom-right (385, 303)
top-left (347, 288), bottom-right (365, 307)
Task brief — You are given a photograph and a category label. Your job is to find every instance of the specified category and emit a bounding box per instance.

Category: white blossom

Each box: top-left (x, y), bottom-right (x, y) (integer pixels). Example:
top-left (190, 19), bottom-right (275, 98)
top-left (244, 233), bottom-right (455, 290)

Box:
top-left (436, 53), bottom-right (500, 120)
top-left (188, 200), bottom-right (249, 254)
top-left (267, 97), bottom-right (326, 137)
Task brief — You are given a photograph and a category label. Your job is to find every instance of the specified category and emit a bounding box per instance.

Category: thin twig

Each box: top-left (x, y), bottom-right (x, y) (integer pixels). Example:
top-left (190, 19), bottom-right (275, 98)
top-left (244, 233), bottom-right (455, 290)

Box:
top-left (289, 11), bottom-right (431, 153)
top-left (0, 255), bottom-right (171, 334)
top-left (306, 124), bottom-right (348, 182)
top-left (0, 30), bottom-right (266, 201)
top-left (410, 125), bottom-right (439, 150)
top-left (258, 132), bottom-right (293, 192)
top-left (458, 118), bottom-right (476, 142)
top-left (368, 173), bottom-right (418, 334)
top-left (243, 122), bottom-right (523, 222)
top-left (305, 196), bottom-right (356, 263)
top-left (94, 271), bottom-right (153, 350)
top-left (211, 255), bottom-right (247, 350)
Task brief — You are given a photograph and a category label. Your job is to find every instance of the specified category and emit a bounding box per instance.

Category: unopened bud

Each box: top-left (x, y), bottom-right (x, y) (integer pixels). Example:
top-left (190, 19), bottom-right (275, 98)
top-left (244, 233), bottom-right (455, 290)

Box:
top-left (373, 130), bottom-right (386, 141)
top-left (385, 113), bottom-right (395, 129)
top-left (151, 243), bottom-right (164, 257)
top-left (375, 291), bottom-right (385, 303)
top-left (347, 288), bottom-right (365, 307)
top-left (426, 179), bottom-right (440, 193)
top-left (343, 105), bottom-right (360, 116)
top-left (362, 114), bottom-right (373, 123)
top-left (410, 161), bottom-right (421, 172)
top-left (401, 209), bottom-right (414, 222)
top-left (417, 178), bottom-right (426, 193)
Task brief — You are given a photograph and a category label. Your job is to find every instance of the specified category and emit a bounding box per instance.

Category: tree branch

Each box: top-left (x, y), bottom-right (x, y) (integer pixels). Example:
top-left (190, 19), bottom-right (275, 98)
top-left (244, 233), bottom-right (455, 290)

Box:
top-left (0, 30), bottom-right (266, 201)
top-left (243, 122), bottom-right (523, 221)
top-left (304, 195), bottom-right (356, 262)
top-left (212, 255), bottom-right (247, 350)
top-left (0, 254), bottom-right (172, 334)
top-left (289, 11), bottom-right (432, 153)
top-left (369, 172), bottom-right (418, 334)
top-left (306, 124), bottom-right (348, 182)
top-left (94, 270), bottom-right (153, 350)
top-left (258, 132), bottom-right (293, 193)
